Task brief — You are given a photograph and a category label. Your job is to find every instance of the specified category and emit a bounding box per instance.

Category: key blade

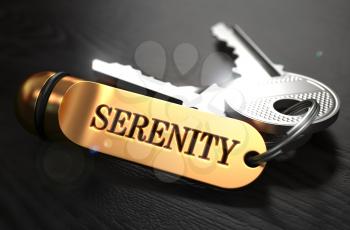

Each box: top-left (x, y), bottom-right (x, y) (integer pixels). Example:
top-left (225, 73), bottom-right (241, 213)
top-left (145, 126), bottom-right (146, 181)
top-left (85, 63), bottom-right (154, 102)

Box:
top-left (92, 59), bottom-right (201, 106)
top-left (211, 23), bottom-right (283, 78)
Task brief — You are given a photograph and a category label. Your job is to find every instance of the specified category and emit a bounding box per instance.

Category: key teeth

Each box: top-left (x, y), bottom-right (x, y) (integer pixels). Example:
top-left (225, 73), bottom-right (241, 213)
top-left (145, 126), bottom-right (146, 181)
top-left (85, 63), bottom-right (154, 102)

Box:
top-left (93, 59), bottom-right (202, 106)
top-left (212, 23), bottom-right (263, 77)
top-left (119, 63), bottom-right (143, 76)
top-left (212, 23), bottom-right (285, 77)
top-left (212, 23), bottom-right (238, 54)
top-left (110, 62), bottom-right (168, 84)
top-left (113, 62), bottom-right (187, 93)
top-left (211, 22), bottom-right (242, 74)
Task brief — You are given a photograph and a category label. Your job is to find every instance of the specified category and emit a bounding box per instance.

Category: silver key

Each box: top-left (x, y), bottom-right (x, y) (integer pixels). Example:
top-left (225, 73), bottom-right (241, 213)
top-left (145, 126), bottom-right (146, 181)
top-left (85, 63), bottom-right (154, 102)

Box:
top-left (92, 59), bottom-right (201, 107)
top-left (92, 60), bottom-right (228, 115)
top-left (211, 22), bottom-right (340, 134)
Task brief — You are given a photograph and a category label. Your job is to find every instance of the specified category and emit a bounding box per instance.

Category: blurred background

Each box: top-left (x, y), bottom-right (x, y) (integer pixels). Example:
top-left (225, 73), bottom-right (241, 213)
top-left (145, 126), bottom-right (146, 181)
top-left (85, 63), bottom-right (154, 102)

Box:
top-left (1, 0), bottom-right (349, 229)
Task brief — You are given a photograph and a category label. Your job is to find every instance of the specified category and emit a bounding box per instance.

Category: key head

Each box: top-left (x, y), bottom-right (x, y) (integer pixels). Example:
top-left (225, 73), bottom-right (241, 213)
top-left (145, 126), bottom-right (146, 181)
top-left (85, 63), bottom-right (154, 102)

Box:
top-left (224, 72), bottom-right (340, 134)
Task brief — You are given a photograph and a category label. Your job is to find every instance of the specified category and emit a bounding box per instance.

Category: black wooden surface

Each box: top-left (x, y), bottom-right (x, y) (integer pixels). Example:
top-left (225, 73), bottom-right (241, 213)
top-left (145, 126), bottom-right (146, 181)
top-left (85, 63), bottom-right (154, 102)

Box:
top-left (1, 0), bottom-right (350, 229)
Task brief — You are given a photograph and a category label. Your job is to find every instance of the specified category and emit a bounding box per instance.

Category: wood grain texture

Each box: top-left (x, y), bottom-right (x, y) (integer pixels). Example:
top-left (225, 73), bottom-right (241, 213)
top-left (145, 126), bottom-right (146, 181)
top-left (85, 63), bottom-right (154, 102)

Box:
top-left (0, 0), bottom-right (349, 229)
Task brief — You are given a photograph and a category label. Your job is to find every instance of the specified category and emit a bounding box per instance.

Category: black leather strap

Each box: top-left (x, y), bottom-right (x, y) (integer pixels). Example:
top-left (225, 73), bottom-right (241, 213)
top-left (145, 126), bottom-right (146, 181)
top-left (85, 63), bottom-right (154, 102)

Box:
top-left (34, 72), bottom-right (68, 139)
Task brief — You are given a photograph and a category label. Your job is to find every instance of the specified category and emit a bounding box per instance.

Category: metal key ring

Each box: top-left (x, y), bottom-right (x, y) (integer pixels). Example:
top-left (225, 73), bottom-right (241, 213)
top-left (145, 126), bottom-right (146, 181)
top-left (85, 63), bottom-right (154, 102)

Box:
top-left (247, 99), bottom-right (320, 166)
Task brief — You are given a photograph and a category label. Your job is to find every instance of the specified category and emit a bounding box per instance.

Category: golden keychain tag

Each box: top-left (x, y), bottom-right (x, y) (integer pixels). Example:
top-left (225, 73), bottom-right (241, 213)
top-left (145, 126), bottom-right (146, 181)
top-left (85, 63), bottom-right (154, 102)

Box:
top-left (17, 72), bottom-right (266, 189)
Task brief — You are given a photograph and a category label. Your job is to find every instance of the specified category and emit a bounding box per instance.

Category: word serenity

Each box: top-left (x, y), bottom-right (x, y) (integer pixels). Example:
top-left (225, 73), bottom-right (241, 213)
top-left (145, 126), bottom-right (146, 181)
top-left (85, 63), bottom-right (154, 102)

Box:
top-left (90, 104), bottom-right (241, 166)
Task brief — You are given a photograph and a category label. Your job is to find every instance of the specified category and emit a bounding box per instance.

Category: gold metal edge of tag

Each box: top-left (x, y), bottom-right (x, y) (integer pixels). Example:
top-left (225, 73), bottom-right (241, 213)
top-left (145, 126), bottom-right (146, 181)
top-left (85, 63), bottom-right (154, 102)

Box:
top-left (58, 81), bottom-right (267, 189)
